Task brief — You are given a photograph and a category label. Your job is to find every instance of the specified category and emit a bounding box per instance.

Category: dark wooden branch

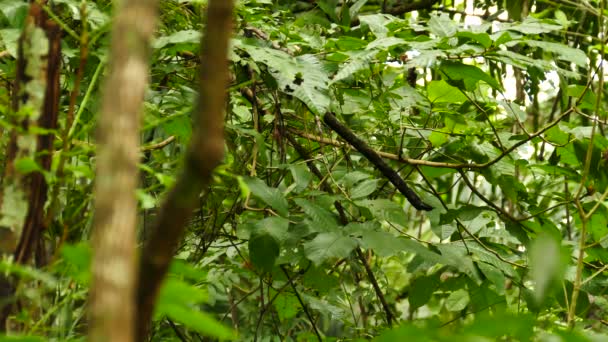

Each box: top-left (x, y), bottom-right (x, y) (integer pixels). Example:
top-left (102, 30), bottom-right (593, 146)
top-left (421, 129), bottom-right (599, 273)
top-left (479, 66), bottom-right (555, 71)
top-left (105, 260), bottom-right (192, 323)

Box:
top-left (386, 0), bottom-right (441, 15)
top-left (322, 112), bottom-right (432, 211)
top-left (135, 1), bottom-right (235, 340)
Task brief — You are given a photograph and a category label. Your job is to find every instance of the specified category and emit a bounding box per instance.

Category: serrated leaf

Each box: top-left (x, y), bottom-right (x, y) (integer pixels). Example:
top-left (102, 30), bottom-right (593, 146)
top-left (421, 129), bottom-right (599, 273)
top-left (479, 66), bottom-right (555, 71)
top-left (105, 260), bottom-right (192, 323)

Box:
top-left (428, 13), bottom-right (458, 38)
top-left (514, 40), bottom-right (587, 67)
top-left (255, 216), bottom-right (290, 243)
top-left (359, 14), bottom-right (395, 38)
top-left (499, 18), bottom-right (563, 34)
top-left (289, 164), bottom-right (312, 192)
top-left (303, 232), bottom-right (357, 266)
top-left (295, 198), bottom-right (339, 231)
top-left (366, 37), bottom-right (407, 50)
top-left (243, 177), bottom-right (289, 217)
top-left (238, 41), bottom-right (330, 114)
top-left (331, 49), bottom-right (377, 84)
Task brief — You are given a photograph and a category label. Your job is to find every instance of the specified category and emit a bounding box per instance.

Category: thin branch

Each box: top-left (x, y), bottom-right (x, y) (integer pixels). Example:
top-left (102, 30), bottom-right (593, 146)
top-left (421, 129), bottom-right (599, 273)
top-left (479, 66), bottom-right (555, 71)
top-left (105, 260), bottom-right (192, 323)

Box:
top-left (280, 266), bottom-right (322, 341)
top-left (323, 112), bottom-right (432, 211)
top-left (290, 107), bottom-right (573, 171)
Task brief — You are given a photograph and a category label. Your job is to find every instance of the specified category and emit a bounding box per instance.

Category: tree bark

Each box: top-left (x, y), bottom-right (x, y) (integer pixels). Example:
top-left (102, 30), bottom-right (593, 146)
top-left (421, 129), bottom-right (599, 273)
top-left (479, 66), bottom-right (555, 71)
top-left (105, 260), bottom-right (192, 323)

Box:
top-left (135, 1), bottom-right (235, 340)
top-left (89, 1), bottom-right (158, 341)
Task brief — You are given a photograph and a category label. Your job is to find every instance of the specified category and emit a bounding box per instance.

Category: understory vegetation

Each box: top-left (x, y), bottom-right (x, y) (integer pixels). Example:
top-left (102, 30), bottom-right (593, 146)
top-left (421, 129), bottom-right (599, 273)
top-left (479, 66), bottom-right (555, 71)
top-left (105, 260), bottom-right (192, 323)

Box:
top-left (0, 0), bottom-right (608, 341)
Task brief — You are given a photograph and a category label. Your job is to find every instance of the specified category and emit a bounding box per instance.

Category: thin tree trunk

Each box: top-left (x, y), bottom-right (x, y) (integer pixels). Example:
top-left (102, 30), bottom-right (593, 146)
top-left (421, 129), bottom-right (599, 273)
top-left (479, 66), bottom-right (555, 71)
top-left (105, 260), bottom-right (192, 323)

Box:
top-left (89, 1), bottom-right (158, 341)
top-left (136, 1), bottom-right (235, 339)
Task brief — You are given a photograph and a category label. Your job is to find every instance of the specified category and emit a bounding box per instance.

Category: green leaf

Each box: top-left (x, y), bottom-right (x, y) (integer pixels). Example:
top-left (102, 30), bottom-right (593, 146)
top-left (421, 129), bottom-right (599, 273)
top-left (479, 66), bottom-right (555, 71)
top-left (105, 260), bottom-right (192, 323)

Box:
top-left (160, 304), bottom-right (234, 339)
top-left (359, 14), bottom-right (394, 38)
top-left (0, 28), bottom-right (20, 58)
top-left (14, 157), bottom-right (42, 174)
top-left (445, 289), bottom-right (470, 311)
top-left (350, 179), bottom-right (378, 199)
top-left (428, 13), bottom-right (458, 38)
top-left (529, 234), bottom-right (567, 304)
top-left (427, 80), bottom-right (468, 103)
top-left (243, 177), bottom-right (289, 217)
top-left (515, 40), bottom-right (587, 67)
top-left (303, 232), bottom-right (357, 266)
top-left (457, 31), bottom-right (492, 49)
top-left (409, 274), bottom-right (438, 310)
top-left (249, 232), bottom-right (280, 273)
top-left (256, 216), bottom-right (290, 243)
top-left (295, 198), bottom-right (339, 232)
top-left (153, 30), bottom-right (201, 49)
top-left (331, 49), bottom-right (377, 84)
top-left (237, 41), bottom-right (330, 114)
top-left (440, 60), bottom-right (502, 91)
top-left (274, 292), bottom-right (300, 320)
top-left (157, 278), bottom-right (208, 308)
top-left (499, 18), bottom-right (563, 34)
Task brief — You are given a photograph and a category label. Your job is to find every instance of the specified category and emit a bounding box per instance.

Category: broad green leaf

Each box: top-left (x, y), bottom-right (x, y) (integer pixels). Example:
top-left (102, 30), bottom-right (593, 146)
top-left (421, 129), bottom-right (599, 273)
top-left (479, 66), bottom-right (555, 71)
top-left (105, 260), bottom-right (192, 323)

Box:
top-left (359, 14), bottom-right (394, 38)
top-left (514, 40), bottom-right (587, 67)
top-left (243, 177), bottom-right (289, 217)
top-left (255, 216), bottom-right (290, 243)
top-left (350, 179), bottom-right (378, 199)
top-left (0, 29), bottom-right (20, 58)
top-left (445, 289), bottom-right (470, 311)
top-left (295, 198), bottom-right (339, 231)
top-left (428, 13), bottom-right (458, 38)
top-left (427, 80), bottom-right (468, 103)
top-left (366, 37), bottom-right (407, 50)
top-left (289, 164), bottom-right (313, 192)
top-left (457, 31), bottom-right (492, 48)
top-left (153, 30), bottom-right (201, 49)
top-left (14, 157), bottom-right (42, 174)
top-left (409, 274), bottom-right (438, 310)
top-left (274, 292), bottom-right (300, 320)
top-left (440, 60), bottom-right (502, 91)
top-left (348, 0), bottom-right (368, 19)
top-left (499, 18), bottom-right (563, 34)
top-left (157, 278), bottom-right (208, 308)
top-left (160, 304), bottom-right (234, 339)
top-left (303, 232), bottom-right (357, 266)
top-left (238, 42), bottom-right (330, 114)
top-left (529, 234), bottom-right (566, 304)
top-left (331, 49), bottom-right (377, 84)
top-left (249, 232), bottom-right (280, 273)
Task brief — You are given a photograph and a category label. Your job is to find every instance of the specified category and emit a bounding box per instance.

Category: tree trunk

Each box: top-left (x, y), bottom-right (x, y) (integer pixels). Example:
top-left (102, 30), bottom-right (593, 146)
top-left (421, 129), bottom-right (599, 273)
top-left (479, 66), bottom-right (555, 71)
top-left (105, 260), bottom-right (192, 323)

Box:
top-left (88, 1), bottom-right (158, 341)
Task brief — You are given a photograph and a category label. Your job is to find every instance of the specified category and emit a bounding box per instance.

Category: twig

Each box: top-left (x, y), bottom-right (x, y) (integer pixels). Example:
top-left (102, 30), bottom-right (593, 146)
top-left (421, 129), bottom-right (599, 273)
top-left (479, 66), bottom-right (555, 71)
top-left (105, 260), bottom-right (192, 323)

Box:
top-left (323, 112), bottom-right (432, 211)
top-left (280, 266), bottom-right (322, 341)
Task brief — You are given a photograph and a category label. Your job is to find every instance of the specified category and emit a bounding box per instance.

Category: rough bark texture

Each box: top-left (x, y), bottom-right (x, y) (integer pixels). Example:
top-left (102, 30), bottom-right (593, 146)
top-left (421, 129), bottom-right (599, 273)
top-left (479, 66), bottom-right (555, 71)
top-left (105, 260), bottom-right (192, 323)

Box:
top-left (0, 3), bottom-right (61, 329)
top-left (135, 1), bottom-right (235, 340)
top-left (89, 1), bottom-right (158, 341)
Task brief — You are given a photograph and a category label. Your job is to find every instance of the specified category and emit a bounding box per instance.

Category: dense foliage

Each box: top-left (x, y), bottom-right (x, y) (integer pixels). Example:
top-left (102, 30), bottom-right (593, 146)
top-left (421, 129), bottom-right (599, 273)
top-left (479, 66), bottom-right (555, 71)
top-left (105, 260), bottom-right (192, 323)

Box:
top-left (0, 0), bottom-right (607, 340)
